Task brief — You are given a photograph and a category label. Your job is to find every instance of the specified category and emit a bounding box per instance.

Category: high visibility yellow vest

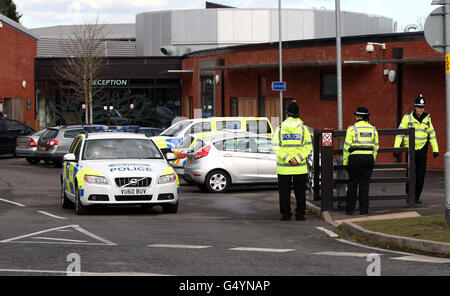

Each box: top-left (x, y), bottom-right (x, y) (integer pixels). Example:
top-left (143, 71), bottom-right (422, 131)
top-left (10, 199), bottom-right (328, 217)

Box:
top-left (272, 117), bottom-right (312, 175)
top-left (343, 120), bottom-right (379, 166)
top-left (394, 112), bottom-right (439, 152)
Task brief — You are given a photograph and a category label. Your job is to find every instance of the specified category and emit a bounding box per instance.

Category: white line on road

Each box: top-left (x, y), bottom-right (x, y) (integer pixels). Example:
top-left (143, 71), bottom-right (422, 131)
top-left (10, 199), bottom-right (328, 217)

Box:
top-left (0, 224), bottom-right (117, 246)
top-left (390, 255), bottom-right (450, 264)
top-left (37, 211), bottom-right (67, 220)
top-left (0, 198), bottom-right (25, 207)
top-left (0, 268), bottom-right (172, 276)
top-left (312, 251), bottom-right (382, 258)
top-left (316, 227), bottom-right (339, 238)
top-left (32, 237), bottom-right (88, 243)
top-left (148, 244), bottom-right (212, 249)
top-left (229, 247), bottom-right (295, 253)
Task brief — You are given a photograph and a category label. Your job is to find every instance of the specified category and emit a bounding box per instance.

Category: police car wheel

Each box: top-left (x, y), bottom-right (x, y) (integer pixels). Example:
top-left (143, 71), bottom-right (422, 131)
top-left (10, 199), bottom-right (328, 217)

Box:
top-left (75, 185), bottom-right (89, 215)
top-left (162, 201), bottom-right (179, 214)
top-left (205, 170), bottom-right (230, 193)
top-left (60, 179), bottom-right (73, 209)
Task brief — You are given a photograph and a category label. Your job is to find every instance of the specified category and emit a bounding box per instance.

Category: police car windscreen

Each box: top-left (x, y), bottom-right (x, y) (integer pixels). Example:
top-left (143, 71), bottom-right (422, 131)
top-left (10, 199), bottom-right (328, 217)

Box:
top-left (160, 120), bottom-right (193, 137)
top-left (82, 139), bottom-right (163, 160)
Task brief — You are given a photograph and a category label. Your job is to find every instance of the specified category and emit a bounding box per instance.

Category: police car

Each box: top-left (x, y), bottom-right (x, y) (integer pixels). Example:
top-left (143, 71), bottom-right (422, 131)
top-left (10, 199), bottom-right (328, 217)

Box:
top-left (60, 126), bottom-right (180, 215)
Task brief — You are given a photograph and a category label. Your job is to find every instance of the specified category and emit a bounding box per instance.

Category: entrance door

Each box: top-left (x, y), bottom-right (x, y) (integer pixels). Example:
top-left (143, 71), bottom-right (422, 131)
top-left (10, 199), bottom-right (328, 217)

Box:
top-left (201, 76), bottom-right (215, 118)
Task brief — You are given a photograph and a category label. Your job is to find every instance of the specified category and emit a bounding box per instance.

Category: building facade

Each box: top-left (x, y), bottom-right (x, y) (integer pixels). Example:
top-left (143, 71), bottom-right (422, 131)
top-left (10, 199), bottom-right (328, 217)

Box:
top-left (32, 7), bottom-right (395, 130)
top-left (0, 14), bottom-right (38, 129)
top-left (35, 56), bottom-right (182, 128)
top-left (180, 32), bottom-right (445, 171)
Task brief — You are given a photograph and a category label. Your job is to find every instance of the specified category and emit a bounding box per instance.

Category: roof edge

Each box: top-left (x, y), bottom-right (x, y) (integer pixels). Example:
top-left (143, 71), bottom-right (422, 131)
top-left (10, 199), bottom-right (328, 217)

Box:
top-left (0, 13), bottom-right (39, 40)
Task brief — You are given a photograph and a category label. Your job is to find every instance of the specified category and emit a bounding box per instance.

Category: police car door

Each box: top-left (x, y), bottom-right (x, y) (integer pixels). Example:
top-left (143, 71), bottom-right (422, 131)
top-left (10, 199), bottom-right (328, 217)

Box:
top-left (219, 136), bottom-right (258, 182)
top-left (64, 136), bottom-right (82, 198)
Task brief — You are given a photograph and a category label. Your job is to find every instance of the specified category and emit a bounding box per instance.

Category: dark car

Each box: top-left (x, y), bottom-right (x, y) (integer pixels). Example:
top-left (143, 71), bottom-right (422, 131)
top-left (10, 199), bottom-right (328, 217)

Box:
top-left (0, 117), bottom-right (35, 156)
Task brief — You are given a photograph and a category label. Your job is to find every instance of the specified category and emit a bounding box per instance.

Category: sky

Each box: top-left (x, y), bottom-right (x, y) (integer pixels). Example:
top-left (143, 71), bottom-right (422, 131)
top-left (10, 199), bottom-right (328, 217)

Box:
top-left (13, 0), bottom-right (438, 31)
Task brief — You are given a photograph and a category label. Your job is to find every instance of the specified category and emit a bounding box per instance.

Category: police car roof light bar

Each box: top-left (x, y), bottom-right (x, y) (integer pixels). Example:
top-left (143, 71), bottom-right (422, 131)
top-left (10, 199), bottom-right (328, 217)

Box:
top-left (108, 125), bottom-right (140, 132)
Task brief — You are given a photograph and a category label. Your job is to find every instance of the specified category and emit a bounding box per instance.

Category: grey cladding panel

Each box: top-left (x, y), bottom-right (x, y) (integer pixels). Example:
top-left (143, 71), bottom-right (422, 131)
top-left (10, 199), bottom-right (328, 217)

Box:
top-left (151, 14), bottom-right (162, 56)
top-left (186, 10), bottom-right (203, 42)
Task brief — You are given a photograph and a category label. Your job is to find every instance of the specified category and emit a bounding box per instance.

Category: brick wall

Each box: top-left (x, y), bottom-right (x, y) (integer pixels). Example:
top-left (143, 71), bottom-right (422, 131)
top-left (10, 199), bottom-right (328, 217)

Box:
top-left (0, 22), bottom-right (37, 125)
top-left (182, 35), bottom-right (446, 170)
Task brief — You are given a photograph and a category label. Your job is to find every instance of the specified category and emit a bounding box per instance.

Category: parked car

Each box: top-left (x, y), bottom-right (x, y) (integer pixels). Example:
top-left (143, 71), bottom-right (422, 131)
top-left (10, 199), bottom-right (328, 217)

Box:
top-left (152, 117), bottom-right (273, 154)
top-left (171, 130), bottom-right (248, 177)
top-left (15, 128), bottom-right (48, 164)
top-left (137, 127), bottom-right (164, 137)
top-left (184, 133), bottom-right (278, 193)
top-left (35, 125), bottom-right (84, 167)
top-left (0, 117), bottom-right (35, 156)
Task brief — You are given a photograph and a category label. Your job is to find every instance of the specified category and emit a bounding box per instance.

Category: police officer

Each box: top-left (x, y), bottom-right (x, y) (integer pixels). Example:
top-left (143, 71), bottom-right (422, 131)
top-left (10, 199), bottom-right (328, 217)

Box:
top-left (272, 101), bottom-right (313, 221)
top-left (343, 107), bottom-right (379, 215)
top-left (394, 94), bottom-right (439, 204)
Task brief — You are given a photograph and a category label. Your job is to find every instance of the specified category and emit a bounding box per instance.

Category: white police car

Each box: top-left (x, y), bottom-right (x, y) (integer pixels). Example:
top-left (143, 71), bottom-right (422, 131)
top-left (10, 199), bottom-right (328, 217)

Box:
top-left (60, 126), bottom-right (180, 215)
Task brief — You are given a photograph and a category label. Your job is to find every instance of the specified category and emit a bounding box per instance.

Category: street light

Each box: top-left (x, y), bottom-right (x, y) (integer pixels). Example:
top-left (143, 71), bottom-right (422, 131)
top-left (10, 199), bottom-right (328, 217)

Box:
top-left (278, 0), bottom-right (283, 122)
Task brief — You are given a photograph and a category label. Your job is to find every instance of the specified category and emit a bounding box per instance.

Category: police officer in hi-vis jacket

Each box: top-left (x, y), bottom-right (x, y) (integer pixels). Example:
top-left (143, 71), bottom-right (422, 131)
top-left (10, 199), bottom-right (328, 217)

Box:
top-left (343, 107), bottom-right (379, 215)
top-left (272, 101), bottom-right (313, 221)
top-left (394, 94), bottom-right (439, 204)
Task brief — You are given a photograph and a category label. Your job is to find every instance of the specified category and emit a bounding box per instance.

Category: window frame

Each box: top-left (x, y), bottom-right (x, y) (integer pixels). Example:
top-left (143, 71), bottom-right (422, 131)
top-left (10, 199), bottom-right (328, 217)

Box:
top-left (320, 72), bottom-right (338, 101)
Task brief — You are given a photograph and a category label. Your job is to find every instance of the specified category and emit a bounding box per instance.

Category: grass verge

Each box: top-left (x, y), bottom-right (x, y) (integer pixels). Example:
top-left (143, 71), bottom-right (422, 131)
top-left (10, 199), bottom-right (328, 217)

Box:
top-left (336, 215), bottom-right (450, 258)
top-left (353, 215), bottom-right (450, 243)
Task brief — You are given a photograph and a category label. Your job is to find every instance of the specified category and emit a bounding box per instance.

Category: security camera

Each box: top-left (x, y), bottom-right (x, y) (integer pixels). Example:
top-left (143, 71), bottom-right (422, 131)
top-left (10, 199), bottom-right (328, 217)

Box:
top-left (366, 43), bottom-right (374, 53)
top-left (160, 46), bottom-right (176, 56)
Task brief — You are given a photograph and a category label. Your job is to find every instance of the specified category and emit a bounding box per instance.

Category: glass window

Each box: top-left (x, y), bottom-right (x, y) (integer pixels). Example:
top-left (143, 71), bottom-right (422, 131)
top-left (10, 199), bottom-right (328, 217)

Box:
top-left (4, 119), bottom-right (25, 131)
top-left (246, 120), bottom-right (271, 134)
top-left (321, 72), bottom-right (337, 100)
top-left (189, 122), bottom-right (211, 134)
top-left (32, 129), bottom-right (47, 137)
top-left (191, 139), bottom-right (205, 153)
top-left (160, 120), bottom-right (193, 137)
top-left (223, 137), bottom-right (251, 152)
top-left (82, 139), bottom-right (163, 160)
top-left (69, 137), bottom-right (81, 154)
top-left (177, 135), bottom-right (194, 149)
top-left (216, 120), bottom-right (241, 131)
top-left (41, 129), bottom-right (59, 139)
top-left (213, 140), bottom-right (224, 151)
top-left (255, 137), bottom-right (272, 153)
top-left (64, 129), bottom-right (84, 138)
top-left (74, 138), bottom-right (82, 159)
top-left (230, 97), bottom-right (238, 117)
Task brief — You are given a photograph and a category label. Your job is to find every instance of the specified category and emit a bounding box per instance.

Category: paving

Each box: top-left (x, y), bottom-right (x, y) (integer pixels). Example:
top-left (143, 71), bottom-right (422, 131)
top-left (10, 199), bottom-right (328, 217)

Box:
top-left (306, 170), bottom-right (450, 256)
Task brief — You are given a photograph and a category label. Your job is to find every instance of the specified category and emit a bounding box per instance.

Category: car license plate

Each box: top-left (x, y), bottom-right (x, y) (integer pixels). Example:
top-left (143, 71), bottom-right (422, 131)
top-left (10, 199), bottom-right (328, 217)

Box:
top-left (120, 188), bottom-right (146, 195)
top-left (19, 142), bottom-right (27, 148)
top-left (187, 158), bottom-right (191, 163)
top-left (39, 146), bottom-right (47, 151)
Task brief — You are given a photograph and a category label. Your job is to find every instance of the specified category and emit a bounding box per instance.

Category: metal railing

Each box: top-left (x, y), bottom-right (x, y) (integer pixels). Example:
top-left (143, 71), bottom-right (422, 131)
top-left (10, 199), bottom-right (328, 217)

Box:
top-left (312, 128), bottom-right (416, 211)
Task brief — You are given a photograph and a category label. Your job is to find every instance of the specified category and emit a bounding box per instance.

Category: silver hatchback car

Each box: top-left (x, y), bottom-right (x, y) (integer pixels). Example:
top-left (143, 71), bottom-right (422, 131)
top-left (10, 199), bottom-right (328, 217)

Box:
top-left (184, 133), bottom-right (277, 193)
top-left (35, 125), bottom-right (84, 167)
top-left (15, 128), bottom-right (48, 164)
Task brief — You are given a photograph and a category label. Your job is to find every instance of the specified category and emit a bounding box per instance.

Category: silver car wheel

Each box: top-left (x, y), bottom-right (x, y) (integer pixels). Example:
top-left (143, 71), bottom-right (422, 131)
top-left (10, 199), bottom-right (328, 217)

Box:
top-left (209, 173), bottom-right (227, 191)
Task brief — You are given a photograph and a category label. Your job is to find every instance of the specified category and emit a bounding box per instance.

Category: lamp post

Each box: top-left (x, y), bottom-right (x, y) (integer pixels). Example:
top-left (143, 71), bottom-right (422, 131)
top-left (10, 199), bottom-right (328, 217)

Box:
top-left (278, 0), bottom-right (283, 122)
top-left (335, 0), bottom-right (346, 208)
top-left (336, 0), bottom-right (342, 131)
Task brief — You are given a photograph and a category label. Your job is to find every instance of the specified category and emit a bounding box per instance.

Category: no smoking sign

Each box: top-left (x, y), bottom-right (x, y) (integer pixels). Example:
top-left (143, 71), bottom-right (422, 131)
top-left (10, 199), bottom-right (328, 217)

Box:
top-left (322, 132), bottom-right (332, 146)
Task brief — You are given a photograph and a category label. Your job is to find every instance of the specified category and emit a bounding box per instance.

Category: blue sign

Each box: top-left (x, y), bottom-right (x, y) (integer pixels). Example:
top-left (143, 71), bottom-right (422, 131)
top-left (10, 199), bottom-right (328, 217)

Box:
top-left (271, 81), bottom-right (286, 91)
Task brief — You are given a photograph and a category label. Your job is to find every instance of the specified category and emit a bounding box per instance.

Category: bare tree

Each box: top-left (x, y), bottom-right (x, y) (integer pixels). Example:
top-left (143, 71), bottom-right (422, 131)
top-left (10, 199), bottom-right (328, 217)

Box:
top-left (55, 18), bottom-right (110, 124)
top-left (400, 15), bottom-right (427, 32)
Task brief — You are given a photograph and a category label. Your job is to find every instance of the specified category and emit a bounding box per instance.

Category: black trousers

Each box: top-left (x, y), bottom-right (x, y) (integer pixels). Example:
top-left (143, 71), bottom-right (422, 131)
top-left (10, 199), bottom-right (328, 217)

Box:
top-left (278, 174), bottom-right (307, 218)
top-left (406, 149), bottom-right (427, 201)
top-left (346, 154), bottom-right (374, 214)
